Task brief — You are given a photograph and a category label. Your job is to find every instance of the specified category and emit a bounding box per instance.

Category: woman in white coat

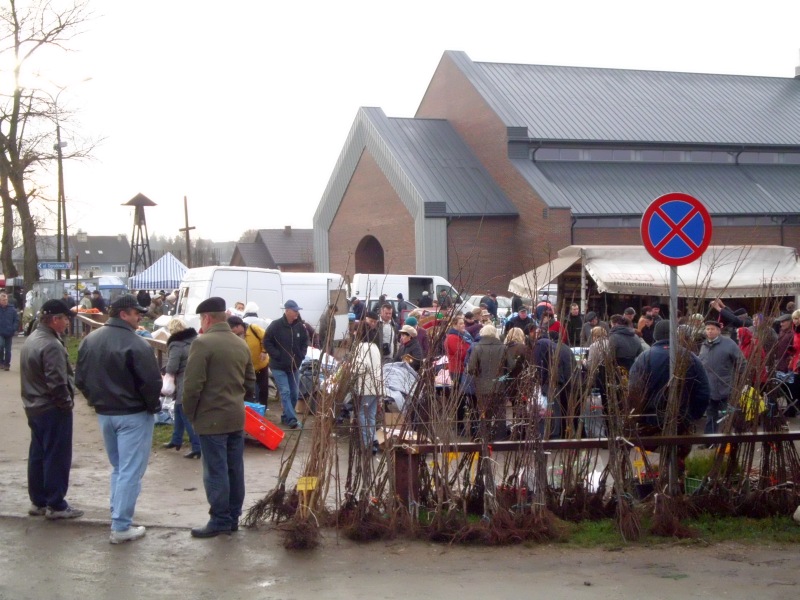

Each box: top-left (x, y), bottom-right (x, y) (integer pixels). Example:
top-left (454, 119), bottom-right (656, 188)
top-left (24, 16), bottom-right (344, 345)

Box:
top-left (352, 327), bottom-right (384, 454)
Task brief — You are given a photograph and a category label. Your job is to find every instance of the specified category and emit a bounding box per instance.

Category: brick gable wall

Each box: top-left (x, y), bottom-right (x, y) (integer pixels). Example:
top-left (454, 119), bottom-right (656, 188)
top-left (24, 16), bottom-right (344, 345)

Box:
top-left (328, 150), bottom-right (415, 278)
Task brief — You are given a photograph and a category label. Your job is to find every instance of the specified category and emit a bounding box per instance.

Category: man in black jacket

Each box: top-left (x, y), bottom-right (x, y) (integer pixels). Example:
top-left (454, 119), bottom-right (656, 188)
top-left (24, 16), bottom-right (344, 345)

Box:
top-left (504, 306), bottom-right (535, 336)
top-left (264, 299), bottom-right (308, 429)
top-left (76, 294), bottom-right (162, 544)
top-left (608, 314), bottom-right (644, 371)
top-left (21, 300), bottom-right (83, 520)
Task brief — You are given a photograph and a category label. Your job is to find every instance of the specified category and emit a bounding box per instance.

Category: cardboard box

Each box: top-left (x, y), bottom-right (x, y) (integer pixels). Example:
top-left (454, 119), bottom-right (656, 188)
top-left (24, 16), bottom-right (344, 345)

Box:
top-left (383, 412), bottom-right (404, 427)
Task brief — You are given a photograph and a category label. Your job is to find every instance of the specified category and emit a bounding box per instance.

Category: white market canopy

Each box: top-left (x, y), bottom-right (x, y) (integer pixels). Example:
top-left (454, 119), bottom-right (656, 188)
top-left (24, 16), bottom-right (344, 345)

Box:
top-left (128, 252), bottom-right (188, 291)
top-left (508, 245), bottom-right (800, 299)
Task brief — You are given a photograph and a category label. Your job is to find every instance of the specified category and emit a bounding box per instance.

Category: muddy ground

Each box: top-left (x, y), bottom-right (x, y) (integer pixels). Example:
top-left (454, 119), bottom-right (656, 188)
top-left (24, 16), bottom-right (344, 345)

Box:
top-left (1, 337), bottom-right (799, 599)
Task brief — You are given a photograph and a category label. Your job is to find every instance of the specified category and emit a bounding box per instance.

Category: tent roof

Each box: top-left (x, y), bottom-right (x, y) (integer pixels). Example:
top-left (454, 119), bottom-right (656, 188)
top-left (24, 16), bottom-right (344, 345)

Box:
top-left (128, 252), bottom-right (188, 291)
top-left (509, 245), bottom-right (800, 299)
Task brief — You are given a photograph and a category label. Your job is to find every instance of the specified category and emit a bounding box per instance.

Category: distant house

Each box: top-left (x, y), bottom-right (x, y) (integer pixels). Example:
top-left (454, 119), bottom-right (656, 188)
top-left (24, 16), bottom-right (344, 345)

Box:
top-left (230, 227), bottom-right (313, 272)
top-left (13, 231), bottom-right (130, 279)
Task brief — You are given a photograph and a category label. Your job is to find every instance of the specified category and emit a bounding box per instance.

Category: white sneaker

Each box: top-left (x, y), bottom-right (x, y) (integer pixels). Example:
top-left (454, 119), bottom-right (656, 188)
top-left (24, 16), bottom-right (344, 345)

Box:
top-left (109, 525), bottom-right (146, 544)
top-left (45, 506), bottom-right (84, 520)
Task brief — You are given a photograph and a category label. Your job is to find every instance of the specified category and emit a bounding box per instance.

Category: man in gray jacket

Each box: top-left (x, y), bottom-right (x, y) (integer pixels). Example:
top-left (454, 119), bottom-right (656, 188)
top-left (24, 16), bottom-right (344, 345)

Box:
top-left (699, 320), bottom-right (745, 434)
top-left (20, 300), bottom-right (83, 520)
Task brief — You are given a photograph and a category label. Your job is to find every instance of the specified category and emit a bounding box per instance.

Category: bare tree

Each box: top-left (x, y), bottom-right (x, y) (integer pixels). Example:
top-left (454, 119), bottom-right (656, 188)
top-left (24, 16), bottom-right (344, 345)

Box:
top-left (238, 229), bottom-right (259, 243)
top-left (0, 0), bottom-right (90, 284)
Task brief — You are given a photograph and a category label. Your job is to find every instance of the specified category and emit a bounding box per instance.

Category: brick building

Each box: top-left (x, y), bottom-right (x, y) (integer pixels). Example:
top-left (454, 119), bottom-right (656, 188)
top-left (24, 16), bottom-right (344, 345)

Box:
top-left (313, 51), bottom-right (800, 295)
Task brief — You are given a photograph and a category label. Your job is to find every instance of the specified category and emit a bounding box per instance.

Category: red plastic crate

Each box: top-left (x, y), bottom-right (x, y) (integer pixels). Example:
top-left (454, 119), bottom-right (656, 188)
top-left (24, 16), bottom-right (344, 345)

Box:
top-left (244, 406), bottom-right (285, 450)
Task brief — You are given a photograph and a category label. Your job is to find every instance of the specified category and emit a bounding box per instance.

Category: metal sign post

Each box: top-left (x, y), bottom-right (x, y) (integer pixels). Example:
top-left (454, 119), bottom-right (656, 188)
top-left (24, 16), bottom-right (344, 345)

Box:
top-left (641, 192), bottom-right (713, 495)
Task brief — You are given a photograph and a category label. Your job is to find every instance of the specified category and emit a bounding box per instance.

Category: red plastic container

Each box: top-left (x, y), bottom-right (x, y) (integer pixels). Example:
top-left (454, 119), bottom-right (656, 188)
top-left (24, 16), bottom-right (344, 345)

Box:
top-left (244, 406), bottom-right (285, 450)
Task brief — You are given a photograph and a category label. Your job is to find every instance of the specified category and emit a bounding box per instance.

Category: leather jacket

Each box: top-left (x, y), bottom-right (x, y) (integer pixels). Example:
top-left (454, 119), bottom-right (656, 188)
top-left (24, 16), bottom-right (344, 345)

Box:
top-left (20, 324), bottom-right (75, 416)
top-left (75, 317), bottom-right (162, 415)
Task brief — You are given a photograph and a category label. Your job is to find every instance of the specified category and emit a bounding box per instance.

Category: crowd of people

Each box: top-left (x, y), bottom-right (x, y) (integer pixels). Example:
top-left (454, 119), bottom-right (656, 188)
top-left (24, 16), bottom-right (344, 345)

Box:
top-left (16, 282), bottom-right (800, 543)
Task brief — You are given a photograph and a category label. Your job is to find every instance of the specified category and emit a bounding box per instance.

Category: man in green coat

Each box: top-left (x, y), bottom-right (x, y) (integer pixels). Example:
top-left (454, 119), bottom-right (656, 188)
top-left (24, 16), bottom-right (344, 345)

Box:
top-left (183, 297), bottom-right (255, 538)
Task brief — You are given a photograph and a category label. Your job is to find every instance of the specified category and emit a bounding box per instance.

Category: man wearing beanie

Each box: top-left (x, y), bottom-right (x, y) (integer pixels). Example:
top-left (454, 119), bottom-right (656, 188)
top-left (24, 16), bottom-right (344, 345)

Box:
top-left (628, 319), bottom-right (710, 465)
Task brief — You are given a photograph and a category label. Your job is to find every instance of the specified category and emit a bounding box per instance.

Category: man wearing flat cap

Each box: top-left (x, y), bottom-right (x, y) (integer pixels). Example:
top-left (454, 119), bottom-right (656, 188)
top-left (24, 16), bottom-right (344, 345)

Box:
top-left (75, 294), bottom-right (162, 544)
top-left (183, 297), bottom-right (255, 538)
top-left (699, 319), bottom-right (745, 434)
top-left (264, 299), bottom-right (308, 429)
top-left (21, 299), bottom-right (83, 520)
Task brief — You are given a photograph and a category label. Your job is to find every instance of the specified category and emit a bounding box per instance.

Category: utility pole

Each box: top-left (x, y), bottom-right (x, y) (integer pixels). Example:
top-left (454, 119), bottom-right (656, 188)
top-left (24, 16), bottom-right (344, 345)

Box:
top-left (54, 124), bottom-right (67, 280)
top-left (179, 196), bottom-right (195, 268)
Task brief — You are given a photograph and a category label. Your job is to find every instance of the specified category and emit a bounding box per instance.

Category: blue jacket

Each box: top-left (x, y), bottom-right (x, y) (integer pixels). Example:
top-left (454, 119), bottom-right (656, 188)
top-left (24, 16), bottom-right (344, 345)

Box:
top-left (0, 304), bottom-right (19, 337)
top-left (628, 338), bottom-right (710, 426)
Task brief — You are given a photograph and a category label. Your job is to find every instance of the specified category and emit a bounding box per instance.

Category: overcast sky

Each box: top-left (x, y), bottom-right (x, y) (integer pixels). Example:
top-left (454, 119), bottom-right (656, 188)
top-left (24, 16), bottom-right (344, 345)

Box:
top-left (29, 0), bottom-right (800, 243)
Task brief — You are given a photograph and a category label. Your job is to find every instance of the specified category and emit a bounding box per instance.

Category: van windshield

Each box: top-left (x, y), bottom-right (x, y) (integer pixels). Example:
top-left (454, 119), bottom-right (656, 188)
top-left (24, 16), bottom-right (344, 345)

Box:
top-left (178, 285), bottom-right (208, 315)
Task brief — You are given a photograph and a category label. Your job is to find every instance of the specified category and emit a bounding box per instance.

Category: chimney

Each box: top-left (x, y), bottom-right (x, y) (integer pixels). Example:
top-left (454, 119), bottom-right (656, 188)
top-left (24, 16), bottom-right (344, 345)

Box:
top-left (284, 225), bottom-right (291, 234)
top-left (796, 50), bottom-right (800, 79)
top-left (77, 230), bottom-right (88, 243)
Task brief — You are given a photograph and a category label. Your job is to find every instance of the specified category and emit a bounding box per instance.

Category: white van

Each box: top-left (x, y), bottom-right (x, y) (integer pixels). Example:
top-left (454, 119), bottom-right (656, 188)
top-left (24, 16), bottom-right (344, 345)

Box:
top-left (176, 267), bottom-right (349, 338)
top-left (349, 273), bottom-right (475, 312)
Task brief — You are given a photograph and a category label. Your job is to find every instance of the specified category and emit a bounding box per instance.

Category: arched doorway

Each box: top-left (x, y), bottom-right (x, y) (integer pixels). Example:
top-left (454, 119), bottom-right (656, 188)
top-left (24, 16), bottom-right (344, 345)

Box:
top-left (355, 235), bottom-right (384, 273)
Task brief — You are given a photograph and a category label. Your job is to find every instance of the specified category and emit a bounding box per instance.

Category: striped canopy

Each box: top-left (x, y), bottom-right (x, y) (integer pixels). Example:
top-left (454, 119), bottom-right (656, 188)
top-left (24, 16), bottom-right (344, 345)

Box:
top-left (128, 252), bottom-right (187, 291)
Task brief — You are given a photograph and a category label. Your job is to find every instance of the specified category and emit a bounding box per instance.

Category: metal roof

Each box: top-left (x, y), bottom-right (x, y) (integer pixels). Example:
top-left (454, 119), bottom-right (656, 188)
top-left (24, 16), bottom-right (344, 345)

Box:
top-left (364, 108), bottom-right (518, 216)
top-left (447, 51), bottom-right (800, 146)
top-left (512, 160), bottom-right (800, 216)
top-left (256, 228), bottom-right (313, 266)
top-left (230, 242), bottom-right (274, 268)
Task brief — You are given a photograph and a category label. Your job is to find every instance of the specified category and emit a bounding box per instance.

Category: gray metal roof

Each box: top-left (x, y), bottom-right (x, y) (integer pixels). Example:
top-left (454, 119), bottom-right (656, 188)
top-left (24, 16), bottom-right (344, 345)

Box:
top-left (257, 228), bottom-right (313, 266)
top-left (447, 50), bottom-right (800, 146)
top-left (363, 107), bottom-right (518, 216)
top-left (513, 160), bottom-right (800, 216)
top-left (230, 242), bottom-right (274, 268)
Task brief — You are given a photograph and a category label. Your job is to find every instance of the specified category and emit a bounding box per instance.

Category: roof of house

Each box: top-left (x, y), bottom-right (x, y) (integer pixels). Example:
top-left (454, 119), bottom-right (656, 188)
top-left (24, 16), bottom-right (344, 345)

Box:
top-left (257, 229), bottom-right (314, 266)
top-left (231, 242), bottom-right (274, 268)
top-left (11, 234), bottom-right (130, 263)
top-left (447, 50), bottom-right (800, 146)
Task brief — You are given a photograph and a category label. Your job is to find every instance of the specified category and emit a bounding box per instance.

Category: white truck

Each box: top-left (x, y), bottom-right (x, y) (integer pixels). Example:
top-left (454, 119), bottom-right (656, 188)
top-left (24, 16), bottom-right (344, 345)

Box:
top-left (349, 273), bottom-right (475, 312)
top-left (175, 267), bottom-right (349, 338)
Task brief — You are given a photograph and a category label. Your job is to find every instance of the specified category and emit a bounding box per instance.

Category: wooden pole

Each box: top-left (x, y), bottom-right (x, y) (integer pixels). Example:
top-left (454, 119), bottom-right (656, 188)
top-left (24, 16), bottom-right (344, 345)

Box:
top-left (178, 195), bottom-right (196, 268)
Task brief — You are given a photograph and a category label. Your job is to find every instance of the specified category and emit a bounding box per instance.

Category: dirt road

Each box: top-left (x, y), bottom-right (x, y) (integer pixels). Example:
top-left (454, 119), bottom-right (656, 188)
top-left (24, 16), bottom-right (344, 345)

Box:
top-left (1, 337), bottom-right (799, 599)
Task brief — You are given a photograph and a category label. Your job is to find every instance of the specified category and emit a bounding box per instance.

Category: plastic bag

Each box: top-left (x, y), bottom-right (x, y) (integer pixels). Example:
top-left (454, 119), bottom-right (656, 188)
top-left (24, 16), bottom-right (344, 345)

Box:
top-left (161, 373), bottom-right (176, 397)
top-left (154, 396), bottom-right (175, 424)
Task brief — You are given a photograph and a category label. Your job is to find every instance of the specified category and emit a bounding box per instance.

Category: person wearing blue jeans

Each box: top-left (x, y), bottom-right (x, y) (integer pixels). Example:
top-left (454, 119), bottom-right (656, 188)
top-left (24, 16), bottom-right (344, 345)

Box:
top-left (76, 294), bottom-right (162, 544)
top-left (0, 292), bottom-right (19, 371)
top-left (272, 368), bottom-right (301, 427)
top-left (98, 412), bottom-right (154, 531)
top-left (182, 297), bottom-right (255, 538)
top-left (198, 432), bottom-right (245, 531)
top-left (162, 319), bottom-right (201, 458)
top-left (170, 403), bottom-right (201, 455)
top-left (264, 300), bottom-right (309, 430)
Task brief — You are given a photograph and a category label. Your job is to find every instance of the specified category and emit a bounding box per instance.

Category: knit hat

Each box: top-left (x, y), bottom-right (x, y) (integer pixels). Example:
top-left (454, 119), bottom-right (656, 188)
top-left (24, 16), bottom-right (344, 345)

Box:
top-left (654, 320), bottom-right (670, 341)
top-left (404, 316), bottom-right (418, 327)
top-left (585, 311), bottom-right (597, 321)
